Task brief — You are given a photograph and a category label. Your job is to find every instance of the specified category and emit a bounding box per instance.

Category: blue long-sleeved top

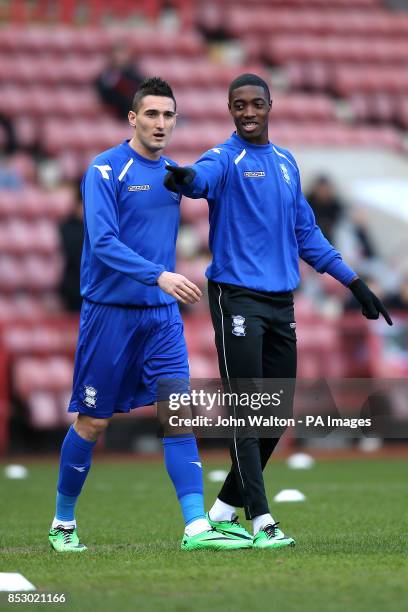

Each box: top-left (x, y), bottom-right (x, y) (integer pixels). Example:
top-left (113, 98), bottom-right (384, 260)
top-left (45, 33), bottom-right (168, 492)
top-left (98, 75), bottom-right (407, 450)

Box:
top-left (178, 132), bottom-right (356, 292)
top-left (80, 140), bottom-right (180, 306)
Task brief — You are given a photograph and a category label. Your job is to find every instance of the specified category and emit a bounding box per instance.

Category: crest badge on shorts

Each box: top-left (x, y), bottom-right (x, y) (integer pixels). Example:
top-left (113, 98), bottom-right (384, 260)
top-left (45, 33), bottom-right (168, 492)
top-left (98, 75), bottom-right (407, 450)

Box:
top-left (232, 315), bottom-right (246, 337)
top-left (83, 385), bottom-right (97, 409)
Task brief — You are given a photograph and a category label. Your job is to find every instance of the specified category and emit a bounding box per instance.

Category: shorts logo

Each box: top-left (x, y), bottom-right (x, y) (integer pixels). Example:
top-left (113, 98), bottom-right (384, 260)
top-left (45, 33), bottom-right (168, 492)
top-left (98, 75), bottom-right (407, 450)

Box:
top-left (83, 385), bottom-right (97, 408)
top-left (280, 164), bottom-right (290, 183)
top-left (244, 171), bottom-right (265, 178)
top-left (290, 322), bottom-right (296, 329)
top-left (128, 185), bottom-right (150, 191)
top-left (232, 315), bottom-right (246, 336)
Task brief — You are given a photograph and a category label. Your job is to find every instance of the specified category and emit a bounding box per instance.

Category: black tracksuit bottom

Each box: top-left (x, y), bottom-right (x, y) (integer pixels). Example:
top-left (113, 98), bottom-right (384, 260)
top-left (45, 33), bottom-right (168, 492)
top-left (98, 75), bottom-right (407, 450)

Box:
top-left (208, 280), bottom-right (297, 519)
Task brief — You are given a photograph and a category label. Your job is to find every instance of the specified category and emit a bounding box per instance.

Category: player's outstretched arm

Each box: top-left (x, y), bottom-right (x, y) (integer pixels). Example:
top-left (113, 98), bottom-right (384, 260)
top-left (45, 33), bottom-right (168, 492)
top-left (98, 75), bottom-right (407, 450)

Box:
top-left (157, 271), bottom-right (202, 304)
top-left (348, 278), bottom-right (393, 325)
top-left (164, 166), bottom-right (196, 193)
top-left (164, 149), bottom-right (228, 199)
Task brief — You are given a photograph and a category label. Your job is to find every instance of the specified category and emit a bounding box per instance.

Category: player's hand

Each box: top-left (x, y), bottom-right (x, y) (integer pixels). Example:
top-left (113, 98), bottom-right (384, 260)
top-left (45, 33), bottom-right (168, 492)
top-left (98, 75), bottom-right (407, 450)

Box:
top-left (164, 166), bottom-right (196, 193)
top-left (349, 278), bottom-right (393, 325)
top-left (157, 271), bottom-right (202, 304)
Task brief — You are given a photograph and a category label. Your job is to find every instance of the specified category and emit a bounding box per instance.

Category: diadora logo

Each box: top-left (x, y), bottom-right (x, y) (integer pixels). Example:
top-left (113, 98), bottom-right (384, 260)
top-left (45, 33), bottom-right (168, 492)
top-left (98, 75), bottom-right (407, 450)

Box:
top-left (232, 315), bottom-right (246, 337)
top-left (280, 164), bottom-right (290, 183)
top-left (94, 165), bottom-right (112, 179)
top-left (243, 171), bottom-right (265, 178)
top-left (83, 385), bottom-right (97, 408)
top-left (128, 185), bottom-right (151, 191)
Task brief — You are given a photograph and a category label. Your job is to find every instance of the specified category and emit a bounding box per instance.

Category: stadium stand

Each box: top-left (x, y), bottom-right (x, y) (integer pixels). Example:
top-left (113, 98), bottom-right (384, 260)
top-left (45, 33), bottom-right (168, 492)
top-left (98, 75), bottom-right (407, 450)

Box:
top-left (0, 0), bottom-right (407, 452)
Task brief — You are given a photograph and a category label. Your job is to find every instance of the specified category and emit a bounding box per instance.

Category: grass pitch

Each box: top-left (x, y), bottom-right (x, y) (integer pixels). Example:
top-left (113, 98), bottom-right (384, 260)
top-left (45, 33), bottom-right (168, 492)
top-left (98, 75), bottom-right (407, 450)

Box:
top-left (1, 456), bottom-right (407, 612)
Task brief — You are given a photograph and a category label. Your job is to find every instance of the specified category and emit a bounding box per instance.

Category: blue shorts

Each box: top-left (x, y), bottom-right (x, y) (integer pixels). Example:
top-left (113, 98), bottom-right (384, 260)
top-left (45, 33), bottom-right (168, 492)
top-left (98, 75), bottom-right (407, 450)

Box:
top-left (68, 300), bottom-right (189, 418)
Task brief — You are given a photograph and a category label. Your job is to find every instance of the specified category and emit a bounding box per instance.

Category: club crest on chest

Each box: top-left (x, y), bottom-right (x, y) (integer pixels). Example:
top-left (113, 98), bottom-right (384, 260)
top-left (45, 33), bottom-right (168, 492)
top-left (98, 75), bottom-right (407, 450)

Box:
top-left (279, 163), bottom-right (290, 183)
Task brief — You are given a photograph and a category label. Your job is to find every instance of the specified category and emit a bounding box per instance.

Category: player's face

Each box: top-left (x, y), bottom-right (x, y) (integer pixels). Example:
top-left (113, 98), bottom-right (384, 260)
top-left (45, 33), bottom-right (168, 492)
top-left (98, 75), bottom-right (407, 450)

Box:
top-left (228, 85), bottom-right (271, 145)
top-left (128, 95), bottom-right (177, 156)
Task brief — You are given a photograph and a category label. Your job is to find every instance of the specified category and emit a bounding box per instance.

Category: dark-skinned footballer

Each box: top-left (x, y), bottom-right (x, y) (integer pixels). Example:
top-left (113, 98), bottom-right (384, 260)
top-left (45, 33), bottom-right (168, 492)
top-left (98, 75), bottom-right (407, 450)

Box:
top-left (164, 73), bottom-right (392, 549)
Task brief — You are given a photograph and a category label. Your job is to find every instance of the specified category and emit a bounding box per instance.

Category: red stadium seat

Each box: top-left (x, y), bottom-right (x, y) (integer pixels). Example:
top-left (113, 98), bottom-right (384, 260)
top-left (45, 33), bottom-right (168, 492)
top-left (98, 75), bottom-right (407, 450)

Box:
top-left (334, 65), bottom-right (408, 96)
top-left (139, 58), bottom-right (268, 88)
top-left (350, 93), bottom-right (396, 123)
top-left (175, 256), bottom-right (209, 288)
top-left (46, 187), bottom-right (76, 219)
top-left (0, 257), bottom-right (25, 292)
top-left (226, 7), bottom-right (408, 40)
top-left (180, 198), bottom-right (208, 223)
top-left (398, 98), bottom-right (408, 129)
top-left (177, 89), bottom-right (227, 120)
top-left (23, 254), bottom-right (62, 291)
top-left (13, 356), bottom-right (73, 397)
top-left (0, 220), bottom-right (33, 255)
top-left (272, 94), bottom-right (335, 121)
top-left (27, 391), bottom-right (60, 429)
top-left (189, 354), bottom-right (219, 379)
top-left (0, 297), bottom-right (16, 321)
top-left (170, 123), bottom-right (231, 152)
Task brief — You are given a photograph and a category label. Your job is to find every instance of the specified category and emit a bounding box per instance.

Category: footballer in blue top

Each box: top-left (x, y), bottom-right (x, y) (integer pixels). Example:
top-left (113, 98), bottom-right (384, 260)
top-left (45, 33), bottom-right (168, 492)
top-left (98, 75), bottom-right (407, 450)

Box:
top-left (49, 78), bottom-right (247, 554)
top-left (164, 73), bottom-right (392, 549)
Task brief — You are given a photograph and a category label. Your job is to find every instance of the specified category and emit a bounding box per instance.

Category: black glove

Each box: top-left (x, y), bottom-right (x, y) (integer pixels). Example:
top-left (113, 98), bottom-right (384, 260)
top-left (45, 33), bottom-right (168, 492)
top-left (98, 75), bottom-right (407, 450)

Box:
top-left (164, 165), bottom-right (196, 193)
top-left (349, 278), bottom-right (392, 325)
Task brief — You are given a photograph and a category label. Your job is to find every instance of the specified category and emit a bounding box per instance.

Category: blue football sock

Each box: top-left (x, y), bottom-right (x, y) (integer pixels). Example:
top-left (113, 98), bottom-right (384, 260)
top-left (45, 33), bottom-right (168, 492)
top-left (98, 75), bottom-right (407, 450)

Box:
top-left (55, 492), bottom-right (77, 522)
top-left (55, 424), bottom-right (96, 522)
top-left (162, 435), bottom-right (206, 525)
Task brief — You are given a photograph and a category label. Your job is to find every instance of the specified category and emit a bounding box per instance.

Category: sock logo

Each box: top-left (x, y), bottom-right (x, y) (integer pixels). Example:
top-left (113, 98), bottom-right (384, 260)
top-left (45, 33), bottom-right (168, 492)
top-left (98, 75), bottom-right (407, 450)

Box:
top-left (72, 466), bottom-right (86, 472)
top-left (83, 385), bottom-right (97, 408)
top-left (189, 461), bottom-right (202, 468)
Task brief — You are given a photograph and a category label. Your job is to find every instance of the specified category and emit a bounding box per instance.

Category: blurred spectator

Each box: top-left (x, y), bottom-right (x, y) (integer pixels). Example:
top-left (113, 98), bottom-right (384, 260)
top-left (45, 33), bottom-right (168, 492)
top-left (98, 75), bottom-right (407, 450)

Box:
top-left (307, 176), bottom-right (383, 289)
top-left (196, 3), bottom-right (230, 42)
top-left (95, 45), bottom-right (144, 119)
top-left (58, 184), bottom-right (84, 312)
top-left (349, 209), bottom-right (377, 260)
top-left (0, 112), bottom-right (17, 154)
top-left (307, 175), bottom-right (345, 244)
top-left (385, 276), bottom-right (408, 311)
top-left (0, 155), bottom-right (24, 190)
top-left (0, 112), bottom-right (23, 189)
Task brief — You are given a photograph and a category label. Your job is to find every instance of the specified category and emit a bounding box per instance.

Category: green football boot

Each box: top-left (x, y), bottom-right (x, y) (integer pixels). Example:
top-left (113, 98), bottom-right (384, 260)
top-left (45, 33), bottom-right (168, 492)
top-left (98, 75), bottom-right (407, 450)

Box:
top-left (253, 522), bottom-right (295, 549)
top-left (181, 528), bottom-right (252, 551)
top-left (206, 513), bottom-right (252, 542)
top-left (49, 525), bottom-right (87, 553)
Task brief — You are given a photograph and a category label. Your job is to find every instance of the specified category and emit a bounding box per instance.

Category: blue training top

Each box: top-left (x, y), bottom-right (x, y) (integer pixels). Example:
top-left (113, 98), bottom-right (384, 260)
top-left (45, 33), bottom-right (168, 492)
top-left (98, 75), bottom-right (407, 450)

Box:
top-left (179, 132), bottom-right (356, 293)
top-left (80, 140), bottom-right (180, 306)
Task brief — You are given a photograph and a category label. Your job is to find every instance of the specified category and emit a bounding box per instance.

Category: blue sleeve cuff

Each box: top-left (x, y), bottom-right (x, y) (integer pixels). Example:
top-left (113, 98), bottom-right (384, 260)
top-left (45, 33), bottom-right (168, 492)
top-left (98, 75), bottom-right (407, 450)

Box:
top-left (152, 265), bottom-right (166, 285)
top-left (324, 258), bottom-right (357, 287)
